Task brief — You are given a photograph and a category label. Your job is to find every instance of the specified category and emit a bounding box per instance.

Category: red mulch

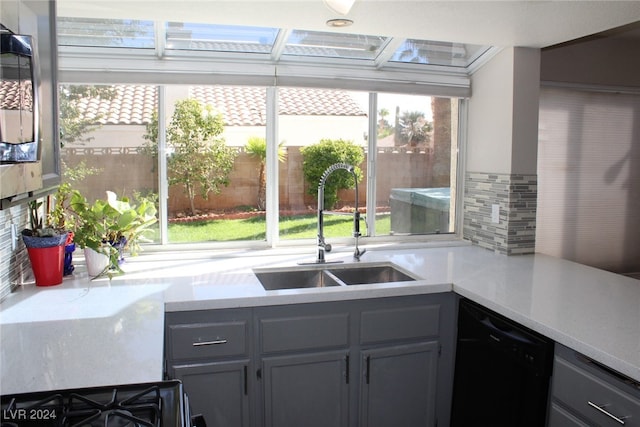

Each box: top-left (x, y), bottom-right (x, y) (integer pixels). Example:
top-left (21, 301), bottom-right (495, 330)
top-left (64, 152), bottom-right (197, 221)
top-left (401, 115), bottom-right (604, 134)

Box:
top-left (169, 206), bottom-right (390, 223)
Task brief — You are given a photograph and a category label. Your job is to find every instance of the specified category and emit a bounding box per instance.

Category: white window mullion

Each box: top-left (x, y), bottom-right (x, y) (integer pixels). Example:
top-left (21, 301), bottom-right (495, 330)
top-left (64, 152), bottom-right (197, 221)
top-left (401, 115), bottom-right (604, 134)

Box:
top-left (265, 86), bottom-right (279, 247)
top-left (366, 92), bottom-right (377, 237)
top-left (157, 85), bottom-right (169, 244)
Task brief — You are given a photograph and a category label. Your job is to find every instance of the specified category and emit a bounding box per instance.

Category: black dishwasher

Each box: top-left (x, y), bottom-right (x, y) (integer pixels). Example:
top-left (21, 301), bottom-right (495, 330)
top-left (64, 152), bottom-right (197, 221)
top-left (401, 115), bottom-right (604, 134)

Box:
top-left (451, 298), bottom-right (554, 427)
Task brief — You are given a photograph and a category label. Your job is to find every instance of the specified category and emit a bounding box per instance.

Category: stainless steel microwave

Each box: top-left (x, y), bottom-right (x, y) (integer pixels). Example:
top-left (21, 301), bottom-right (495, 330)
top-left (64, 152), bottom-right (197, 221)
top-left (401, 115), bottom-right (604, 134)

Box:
top-left (0, 33), bottom-right (39, 163)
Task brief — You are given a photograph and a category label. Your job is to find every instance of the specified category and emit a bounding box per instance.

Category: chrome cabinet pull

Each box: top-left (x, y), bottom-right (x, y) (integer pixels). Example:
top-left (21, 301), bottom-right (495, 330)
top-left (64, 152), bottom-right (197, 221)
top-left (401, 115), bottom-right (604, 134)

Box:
top-left (193, 339), bottom-right (228, 347)
top-left (587, 401), bottom-right (627, 425)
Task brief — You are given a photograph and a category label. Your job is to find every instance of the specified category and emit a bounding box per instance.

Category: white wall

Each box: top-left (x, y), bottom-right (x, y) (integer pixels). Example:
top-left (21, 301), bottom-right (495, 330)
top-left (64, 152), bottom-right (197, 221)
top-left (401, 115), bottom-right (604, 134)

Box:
top-left (467, 47), bottom-right (540, 175)
top-left (467, 48), bottom-right (514, 174)
top-left (511, 48), bottom-right (541, 174)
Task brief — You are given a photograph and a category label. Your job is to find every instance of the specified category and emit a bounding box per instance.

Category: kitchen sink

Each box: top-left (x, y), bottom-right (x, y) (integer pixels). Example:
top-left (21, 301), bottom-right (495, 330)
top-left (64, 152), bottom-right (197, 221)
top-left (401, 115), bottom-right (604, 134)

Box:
top-left (328, 264), bottom-right (416, 285)
top-left (254, 268), bottom-right (343, 290)
top-left (254, 262), bottom-right (418, 290)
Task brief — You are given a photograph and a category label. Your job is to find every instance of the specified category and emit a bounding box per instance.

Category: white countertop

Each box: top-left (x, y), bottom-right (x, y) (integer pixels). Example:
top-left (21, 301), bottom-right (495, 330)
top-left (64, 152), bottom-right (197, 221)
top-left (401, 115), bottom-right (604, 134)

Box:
top-left (1, 243), bottom-right (639, 395)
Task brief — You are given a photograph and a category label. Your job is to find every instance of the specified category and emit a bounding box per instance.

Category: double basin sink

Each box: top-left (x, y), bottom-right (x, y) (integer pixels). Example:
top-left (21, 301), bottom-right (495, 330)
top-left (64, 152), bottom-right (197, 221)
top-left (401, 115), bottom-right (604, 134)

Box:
top-left (254, 262), bottom-right (418, 291)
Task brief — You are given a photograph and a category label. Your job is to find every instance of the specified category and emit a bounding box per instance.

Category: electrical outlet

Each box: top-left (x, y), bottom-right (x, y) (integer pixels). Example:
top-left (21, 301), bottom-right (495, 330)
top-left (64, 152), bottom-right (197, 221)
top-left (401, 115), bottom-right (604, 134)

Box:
top-left (491, 204), bottom-right (500, 224)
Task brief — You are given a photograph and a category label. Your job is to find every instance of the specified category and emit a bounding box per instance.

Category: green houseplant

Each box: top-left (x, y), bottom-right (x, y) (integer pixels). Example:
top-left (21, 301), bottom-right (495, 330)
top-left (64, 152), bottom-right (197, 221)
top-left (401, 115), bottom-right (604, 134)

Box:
top-left (69, 190), bottom-right (157, 278)
top-left (21, 199), bottom-right (70, 286)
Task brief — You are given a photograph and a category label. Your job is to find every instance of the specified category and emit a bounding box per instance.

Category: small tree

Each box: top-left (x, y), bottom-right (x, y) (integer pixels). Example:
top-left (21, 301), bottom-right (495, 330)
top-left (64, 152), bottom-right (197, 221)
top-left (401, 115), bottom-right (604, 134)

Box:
top-left (301, 139), bottom-right (364, 210)
top-left (245, 136), bottom-right (286, 211)
top-left (144, 99), bottom-right (237, 216)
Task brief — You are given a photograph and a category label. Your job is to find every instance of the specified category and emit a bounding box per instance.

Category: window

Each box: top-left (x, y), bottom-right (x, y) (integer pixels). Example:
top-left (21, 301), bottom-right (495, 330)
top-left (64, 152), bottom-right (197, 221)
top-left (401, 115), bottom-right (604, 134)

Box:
top-left (164, 85), bottom-right (268, 243)
top-left (390, 39), bottom-right (489, 67)
top-left (278, 88), bottom-right (368, 242)
top-left (165, 23), bottom-right (278, 53)
top-left (282, 30), bottom-right (389, 61)
top-left (375, 94), bottom-right (457, 236)
top-left (57, 19), bottom-right (468, 248)
top-left (59, 84), bottom-right (160, 243)
top-left (57, 17), bottom-right (492, 72)
top-left (58, 18), bottom-right (155, 49)
top-left (60, 83), bottom-right (459, 247)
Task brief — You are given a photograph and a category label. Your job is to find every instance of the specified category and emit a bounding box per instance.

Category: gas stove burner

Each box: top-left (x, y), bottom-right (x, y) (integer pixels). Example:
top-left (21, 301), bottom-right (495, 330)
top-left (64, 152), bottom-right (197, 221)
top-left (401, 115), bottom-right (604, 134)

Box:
top-left (1, 381), bottom-right (186, 427)
top-left (71, 409), bottom-right (153, 427)
top-left (65, 386), bottom-right (161, 427)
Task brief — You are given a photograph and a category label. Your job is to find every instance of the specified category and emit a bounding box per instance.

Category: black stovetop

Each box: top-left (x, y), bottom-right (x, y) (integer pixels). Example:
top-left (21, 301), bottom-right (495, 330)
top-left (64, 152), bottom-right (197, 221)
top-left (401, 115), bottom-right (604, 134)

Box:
top-left (0, 380), bottom-right (185, 427)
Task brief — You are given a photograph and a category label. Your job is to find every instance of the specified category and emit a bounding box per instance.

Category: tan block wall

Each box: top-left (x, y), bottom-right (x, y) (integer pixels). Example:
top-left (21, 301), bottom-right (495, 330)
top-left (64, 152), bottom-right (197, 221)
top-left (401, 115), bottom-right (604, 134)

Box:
top-left (63, 147), bottom-right (441, 217)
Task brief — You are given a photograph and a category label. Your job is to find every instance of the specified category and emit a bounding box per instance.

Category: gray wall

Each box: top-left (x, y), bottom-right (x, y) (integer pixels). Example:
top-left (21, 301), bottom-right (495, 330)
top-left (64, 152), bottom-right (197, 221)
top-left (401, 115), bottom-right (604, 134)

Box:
top-left (541, 25), bottom-right (640, 88)
top-left (536, 26), bottom-right (640, 274)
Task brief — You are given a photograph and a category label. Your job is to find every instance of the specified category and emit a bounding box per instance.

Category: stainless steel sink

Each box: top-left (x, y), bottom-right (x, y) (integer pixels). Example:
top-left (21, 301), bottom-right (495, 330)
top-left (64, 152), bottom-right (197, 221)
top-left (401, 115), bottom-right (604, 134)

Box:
top-left (328, 264), bottom-right (417, 285)
top-left (254, 262), bottom-right (418, 290)
top-left (254, 268), bottom-right (342, 290)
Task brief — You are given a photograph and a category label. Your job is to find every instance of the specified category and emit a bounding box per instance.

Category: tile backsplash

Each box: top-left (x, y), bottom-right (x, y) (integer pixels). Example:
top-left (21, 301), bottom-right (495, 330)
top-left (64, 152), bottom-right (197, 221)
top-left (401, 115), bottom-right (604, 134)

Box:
top-left (0, 205), bottom-right (31, 301)
top-left (463, 172), bottom-right (537, 255)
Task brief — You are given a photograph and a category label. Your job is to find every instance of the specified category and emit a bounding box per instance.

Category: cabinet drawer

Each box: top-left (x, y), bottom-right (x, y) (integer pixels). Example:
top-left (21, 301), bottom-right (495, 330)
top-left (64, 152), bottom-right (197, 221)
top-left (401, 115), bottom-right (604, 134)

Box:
top-left (169, 321), bottom-right (248, 361)
top-left (552, 356), bottom-right (640, 427)
top-left (260, 313), bottom-right (349, 353)
top-left (360, 304), bottom-right (440, 344)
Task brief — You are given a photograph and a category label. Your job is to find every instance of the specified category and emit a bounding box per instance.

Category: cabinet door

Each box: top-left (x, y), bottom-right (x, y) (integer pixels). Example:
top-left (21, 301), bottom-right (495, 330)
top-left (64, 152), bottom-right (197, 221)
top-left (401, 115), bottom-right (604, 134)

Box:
top-left (262, 350), bottom-right (349, 427)
top-left (361, 341), bottom-right (439, 427)
top-left (172, 360), bottom-right (251, 427)
top-left (547, 402), bottom-right (590, 427)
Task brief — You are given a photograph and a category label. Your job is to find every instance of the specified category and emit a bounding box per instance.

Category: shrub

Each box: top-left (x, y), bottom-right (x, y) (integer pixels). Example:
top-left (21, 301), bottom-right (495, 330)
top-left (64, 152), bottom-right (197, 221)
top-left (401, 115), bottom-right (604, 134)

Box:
top-left (301, 139), bottom-right (364, 210)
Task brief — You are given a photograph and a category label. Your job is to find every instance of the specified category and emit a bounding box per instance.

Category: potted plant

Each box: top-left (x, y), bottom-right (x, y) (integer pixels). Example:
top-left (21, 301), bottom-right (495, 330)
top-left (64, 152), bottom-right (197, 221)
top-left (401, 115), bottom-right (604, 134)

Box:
top-left (21, 199), bottom-right (70, 286)
top-left (69, 190), bottom-right (157, 278)
top-left (49, 182), bottom-right (77, 275)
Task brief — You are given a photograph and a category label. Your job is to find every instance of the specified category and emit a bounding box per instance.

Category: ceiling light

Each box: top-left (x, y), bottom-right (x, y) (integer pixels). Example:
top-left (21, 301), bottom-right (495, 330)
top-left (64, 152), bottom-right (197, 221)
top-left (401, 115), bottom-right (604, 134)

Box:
top-left (323, 0), bottom-right (355, 16)
top-left (326, 18), bottom-right (354, 28)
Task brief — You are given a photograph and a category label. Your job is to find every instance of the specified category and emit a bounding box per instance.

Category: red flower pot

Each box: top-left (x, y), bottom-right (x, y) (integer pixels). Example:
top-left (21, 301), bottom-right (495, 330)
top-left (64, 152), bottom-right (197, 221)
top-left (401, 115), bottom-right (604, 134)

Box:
top-left (26, 245), bottom-right (65, 286)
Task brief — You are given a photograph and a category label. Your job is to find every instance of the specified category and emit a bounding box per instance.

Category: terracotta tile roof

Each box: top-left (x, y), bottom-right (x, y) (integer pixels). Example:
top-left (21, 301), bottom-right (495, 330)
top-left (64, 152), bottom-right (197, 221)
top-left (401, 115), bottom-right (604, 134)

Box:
top-left (190, 86), bottom-right (367, 126)
top-left (70, 85), bottom-right (366, 126)
top-left (74, 85), bottom-right (157, 125)
top-left (0, 80), bottom-right (34, 110)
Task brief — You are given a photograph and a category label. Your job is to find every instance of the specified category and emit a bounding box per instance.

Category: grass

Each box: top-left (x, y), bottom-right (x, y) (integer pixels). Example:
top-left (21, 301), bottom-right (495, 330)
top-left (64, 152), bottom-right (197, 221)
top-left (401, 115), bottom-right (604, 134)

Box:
top-left (166, 213), bottom-right (391, 243)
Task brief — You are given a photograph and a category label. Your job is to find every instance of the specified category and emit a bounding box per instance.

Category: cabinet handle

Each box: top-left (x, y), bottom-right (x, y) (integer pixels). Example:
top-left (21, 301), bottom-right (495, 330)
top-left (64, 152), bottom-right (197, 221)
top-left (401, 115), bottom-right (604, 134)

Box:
top-left (244, 365), bottom-right (248, 395)
top-left (587, 401), bottom-right (627, 425)
top-left (365, 356), bottom-right (371, 385)
top-left (192, 339), bottom-right (228, 346)
top-left (345, 355), bottom-right (350, 385)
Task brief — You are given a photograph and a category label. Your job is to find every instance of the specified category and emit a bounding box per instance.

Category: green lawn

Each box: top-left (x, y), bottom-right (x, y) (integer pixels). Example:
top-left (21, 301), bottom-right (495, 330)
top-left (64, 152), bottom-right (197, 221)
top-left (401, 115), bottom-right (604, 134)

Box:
top-left (166, 213), bottom-right (390, 243)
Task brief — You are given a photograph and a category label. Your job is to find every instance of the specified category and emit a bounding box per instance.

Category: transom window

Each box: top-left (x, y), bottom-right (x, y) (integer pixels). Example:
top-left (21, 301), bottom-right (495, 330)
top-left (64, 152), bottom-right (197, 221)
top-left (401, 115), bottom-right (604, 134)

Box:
top-left (57, 17), bottom-right (491, 71)
top-left (56, 16), bottom-right (472, 248)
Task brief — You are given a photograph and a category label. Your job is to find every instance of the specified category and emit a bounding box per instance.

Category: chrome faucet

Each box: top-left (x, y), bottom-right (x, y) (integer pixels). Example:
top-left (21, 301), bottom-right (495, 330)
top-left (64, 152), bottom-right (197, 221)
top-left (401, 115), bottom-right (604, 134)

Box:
top-left (315, 163), bottom-right (366, 263)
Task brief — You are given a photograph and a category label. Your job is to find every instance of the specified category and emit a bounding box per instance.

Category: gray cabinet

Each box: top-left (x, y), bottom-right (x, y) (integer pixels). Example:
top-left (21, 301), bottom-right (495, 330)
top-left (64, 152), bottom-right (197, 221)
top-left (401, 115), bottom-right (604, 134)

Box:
top-left (361, 341), bottom-right (439, 427)
top-left (173, 360), bottom-right (250, 427)
top-left (549, 344), bottom-right (640, 427)
top-left (164, 308), bottom-right (253, 427)
top-left (262, 351), bottom-right (349, 427)
top-left (256, 302), bottom-right (351, 427)
top-left (164, 293), bottom-right (456, 427)
top-left (358, 298), bottom-right (451, 427)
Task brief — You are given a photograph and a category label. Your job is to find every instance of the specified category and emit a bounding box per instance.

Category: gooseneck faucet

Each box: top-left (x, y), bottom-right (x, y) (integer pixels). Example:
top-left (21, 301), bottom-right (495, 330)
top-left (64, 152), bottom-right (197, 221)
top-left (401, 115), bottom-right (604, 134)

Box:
top-left (316, 163), bottom-right (366, 263)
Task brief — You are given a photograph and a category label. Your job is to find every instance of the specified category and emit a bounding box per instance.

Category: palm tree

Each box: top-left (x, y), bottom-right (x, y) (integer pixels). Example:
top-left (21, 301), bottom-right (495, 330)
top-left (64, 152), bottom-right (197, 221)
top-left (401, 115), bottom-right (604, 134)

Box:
top-left (245, 136), bottom-right (286, 210)
top-left (398, 110), bottom-right (432, 147)
top-left (378, 108), bottom-right (389, 132)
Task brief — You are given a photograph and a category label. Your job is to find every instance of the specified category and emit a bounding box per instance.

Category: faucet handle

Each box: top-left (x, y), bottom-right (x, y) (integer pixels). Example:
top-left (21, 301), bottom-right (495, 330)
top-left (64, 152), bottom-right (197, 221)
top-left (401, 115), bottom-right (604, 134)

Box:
top-left (354, 211), bottom-right (362, 236)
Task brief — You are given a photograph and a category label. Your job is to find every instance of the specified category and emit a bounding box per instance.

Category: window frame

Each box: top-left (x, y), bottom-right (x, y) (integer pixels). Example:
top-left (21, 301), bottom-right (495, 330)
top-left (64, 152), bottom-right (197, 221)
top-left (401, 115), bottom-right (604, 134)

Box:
top-left (58, 52), bottom-right (470, 250)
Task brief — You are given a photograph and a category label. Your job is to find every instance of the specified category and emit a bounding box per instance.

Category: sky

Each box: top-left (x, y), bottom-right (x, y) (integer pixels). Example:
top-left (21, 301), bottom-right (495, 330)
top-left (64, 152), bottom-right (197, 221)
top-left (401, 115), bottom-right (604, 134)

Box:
top-left (349, 91), bottom-right (433, 123)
